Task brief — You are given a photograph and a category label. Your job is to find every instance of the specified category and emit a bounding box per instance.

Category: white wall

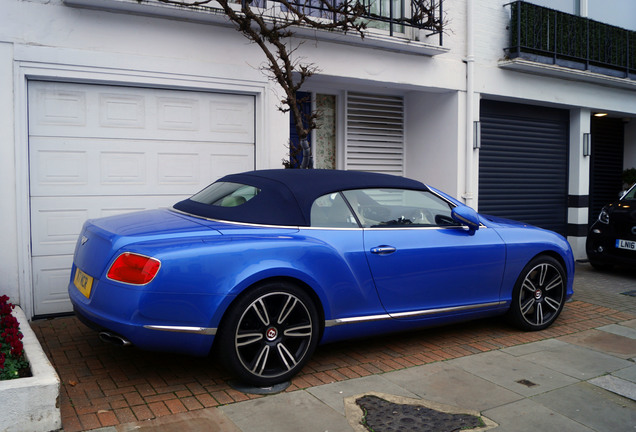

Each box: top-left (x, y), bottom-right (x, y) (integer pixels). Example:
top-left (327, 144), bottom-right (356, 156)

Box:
top-left (0, 42), bottom-right (19, 304)
top-left (405, 91), bottom-right (462, 197)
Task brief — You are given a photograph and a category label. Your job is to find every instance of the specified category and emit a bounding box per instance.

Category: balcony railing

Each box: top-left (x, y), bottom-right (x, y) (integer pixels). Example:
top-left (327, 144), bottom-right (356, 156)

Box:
top-left (245, 0), bottom-right (444, 43)
top-left (505, 1), bottom-right (635, 80)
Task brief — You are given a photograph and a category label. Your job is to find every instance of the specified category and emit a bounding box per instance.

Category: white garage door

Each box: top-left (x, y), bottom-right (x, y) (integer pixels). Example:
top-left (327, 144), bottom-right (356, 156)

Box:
top-left (28, 81), bottom-right (256, 316)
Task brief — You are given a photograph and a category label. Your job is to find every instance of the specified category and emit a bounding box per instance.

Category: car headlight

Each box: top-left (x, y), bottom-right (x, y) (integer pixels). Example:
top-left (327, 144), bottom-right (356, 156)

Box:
top-left (598, 207), bottom-right (610, 224)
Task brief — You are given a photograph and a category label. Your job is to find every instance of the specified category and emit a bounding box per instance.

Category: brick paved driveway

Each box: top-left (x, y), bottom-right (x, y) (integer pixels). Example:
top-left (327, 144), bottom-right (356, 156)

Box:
top-left (31, 263), bottom-right (636, 431)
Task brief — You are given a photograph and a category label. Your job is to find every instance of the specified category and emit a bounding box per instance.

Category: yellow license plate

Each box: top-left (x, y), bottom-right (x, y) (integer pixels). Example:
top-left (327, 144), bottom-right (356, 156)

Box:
top-left (73, 268), bottom-right (94, 299)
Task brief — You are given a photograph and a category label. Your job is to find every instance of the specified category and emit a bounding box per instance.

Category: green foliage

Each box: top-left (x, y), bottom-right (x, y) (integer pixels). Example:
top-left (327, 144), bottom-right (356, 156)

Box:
top-left (510, 1), bottom-right (636, 72)
top-left (623, 168), bottom-right (636, 187)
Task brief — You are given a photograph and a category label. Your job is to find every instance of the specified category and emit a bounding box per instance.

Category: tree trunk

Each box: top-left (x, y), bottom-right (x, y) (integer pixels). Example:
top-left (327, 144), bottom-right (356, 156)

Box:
top-left (300, 138), bottom-right (312, 169)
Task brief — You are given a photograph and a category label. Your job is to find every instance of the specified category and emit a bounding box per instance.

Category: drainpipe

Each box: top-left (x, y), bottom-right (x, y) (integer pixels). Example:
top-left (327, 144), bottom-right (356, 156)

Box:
top-left (463, 0), bottom-right (476, 207)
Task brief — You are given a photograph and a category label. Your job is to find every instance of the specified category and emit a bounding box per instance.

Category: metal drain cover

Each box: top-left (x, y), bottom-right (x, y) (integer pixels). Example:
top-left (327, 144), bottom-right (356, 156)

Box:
top-left (356, 395), bottom-right (483, 432)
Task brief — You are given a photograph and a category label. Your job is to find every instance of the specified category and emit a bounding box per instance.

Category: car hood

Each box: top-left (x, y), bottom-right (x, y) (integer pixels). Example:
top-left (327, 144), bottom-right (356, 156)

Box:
top-left (479, 214), bottom-right (533, 228)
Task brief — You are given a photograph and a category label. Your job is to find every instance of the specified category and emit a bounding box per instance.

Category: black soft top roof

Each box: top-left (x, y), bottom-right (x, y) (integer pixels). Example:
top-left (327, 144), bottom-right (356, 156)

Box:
top-left (173, 169), bottom-right (427, 226)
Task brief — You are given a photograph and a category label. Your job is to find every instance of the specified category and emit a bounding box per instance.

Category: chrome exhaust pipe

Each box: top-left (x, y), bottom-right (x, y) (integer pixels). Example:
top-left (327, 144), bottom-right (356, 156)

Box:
top-left (99, 331), bottom-right (132, 347)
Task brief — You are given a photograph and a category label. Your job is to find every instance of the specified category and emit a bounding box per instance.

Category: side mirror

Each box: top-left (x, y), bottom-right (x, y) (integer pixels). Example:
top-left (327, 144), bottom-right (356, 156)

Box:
top-left (451, 206), bottom-right (480, 234)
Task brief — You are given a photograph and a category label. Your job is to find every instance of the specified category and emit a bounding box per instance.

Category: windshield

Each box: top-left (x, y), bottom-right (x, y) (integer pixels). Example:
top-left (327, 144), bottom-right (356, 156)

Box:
top-left (622, 184), bottom-right (636, 200)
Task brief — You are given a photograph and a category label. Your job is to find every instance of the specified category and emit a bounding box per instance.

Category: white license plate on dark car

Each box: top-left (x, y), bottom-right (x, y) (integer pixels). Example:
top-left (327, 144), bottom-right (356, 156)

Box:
top-left (616, 239), bottom-right (636, 251)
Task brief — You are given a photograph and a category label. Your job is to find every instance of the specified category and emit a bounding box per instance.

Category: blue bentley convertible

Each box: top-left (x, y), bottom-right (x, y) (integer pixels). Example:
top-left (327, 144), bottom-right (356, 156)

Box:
top-left (69, 169), bottom-right (574, 386)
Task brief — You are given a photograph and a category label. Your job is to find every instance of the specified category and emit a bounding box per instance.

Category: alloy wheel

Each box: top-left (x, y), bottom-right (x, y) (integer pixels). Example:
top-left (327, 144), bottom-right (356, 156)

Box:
top-left (234, 291), bottom-right (314, 381)
top-left (518, 262), bottom-right (565, 327)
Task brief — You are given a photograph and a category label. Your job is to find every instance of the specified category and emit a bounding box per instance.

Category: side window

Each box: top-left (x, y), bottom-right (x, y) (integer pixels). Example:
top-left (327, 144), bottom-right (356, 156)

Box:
top-left (342, 189), bottom-right (459, 228)
top-left (310, 192), bottom-right (358, 228)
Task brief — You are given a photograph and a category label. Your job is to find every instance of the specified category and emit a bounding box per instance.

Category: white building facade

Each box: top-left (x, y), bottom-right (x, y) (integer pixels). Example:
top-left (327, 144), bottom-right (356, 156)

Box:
top-left (1, 0), bottom-right (635, 318)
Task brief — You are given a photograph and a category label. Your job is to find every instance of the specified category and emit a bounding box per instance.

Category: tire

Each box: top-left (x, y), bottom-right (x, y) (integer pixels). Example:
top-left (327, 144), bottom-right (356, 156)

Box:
top-left (507, 256), bottom-right (566, 331)
top-left (217, 281), bottom-right (320, 387)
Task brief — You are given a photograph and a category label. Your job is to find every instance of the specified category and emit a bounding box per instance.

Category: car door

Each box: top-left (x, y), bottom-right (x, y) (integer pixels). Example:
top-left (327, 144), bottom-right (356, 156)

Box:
top-left (342, 189), bottom-right (507, 318)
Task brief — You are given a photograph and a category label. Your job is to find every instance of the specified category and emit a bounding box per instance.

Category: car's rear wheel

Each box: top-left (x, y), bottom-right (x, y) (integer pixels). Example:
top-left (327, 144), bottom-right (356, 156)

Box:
top-left (508, 256), bottom-right (566, 331)
top-left (217, 281), bottom-right (319, 387)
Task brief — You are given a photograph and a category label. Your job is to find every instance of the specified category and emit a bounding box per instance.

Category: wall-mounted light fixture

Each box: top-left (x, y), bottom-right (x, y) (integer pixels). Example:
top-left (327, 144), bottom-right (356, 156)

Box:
top-left (583, 133), bottom-right (591, 157)
top-left (593, 112), bottom-right (608, 117)
top-left (473, 121), bottom-right (481, 149)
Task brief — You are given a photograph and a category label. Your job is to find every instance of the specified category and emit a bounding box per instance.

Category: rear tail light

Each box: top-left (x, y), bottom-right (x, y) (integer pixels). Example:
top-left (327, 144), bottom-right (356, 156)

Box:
top-left (107, 253), bottom-right (161, 285)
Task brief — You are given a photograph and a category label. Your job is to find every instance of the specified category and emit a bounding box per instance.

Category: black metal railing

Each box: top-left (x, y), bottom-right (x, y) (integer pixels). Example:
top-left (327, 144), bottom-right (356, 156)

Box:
top-left (244, 0), bottom-right (444, 43)
top-left (506, 1), bottom-right (635, 80)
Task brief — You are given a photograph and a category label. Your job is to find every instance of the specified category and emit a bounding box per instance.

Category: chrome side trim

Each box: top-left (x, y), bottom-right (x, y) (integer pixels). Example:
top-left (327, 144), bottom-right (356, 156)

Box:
top-left (143, 325), bottom-right (217, 335)
top-left (324, 301), bottom-right (506, 327)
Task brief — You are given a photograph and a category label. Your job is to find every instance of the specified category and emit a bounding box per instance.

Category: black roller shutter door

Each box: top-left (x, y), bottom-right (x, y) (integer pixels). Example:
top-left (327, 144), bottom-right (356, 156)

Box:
top-left (479, 100), bottom-right (569, 236)
top-left (589, 117), bottom-right (624, 225)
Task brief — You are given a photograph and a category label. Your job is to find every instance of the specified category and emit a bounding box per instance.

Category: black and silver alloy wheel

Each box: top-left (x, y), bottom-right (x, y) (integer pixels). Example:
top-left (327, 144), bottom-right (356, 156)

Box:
top-left (508, 256), bottom-right (566, 331)
top-left (218, 282), bottom-right (319, 387)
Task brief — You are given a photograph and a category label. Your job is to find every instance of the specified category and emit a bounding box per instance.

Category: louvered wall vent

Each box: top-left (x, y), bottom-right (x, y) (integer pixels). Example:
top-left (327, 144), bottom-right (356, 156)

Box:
top-left (345, 92), bottom-right (404, 175)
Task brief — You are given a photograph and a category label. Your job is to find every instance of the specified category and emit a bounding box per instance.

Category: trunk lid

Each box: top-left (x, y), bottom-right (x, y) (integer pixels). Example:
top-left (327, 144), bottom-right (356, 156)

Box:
top-left (74, 209), bottom-right (220, 277)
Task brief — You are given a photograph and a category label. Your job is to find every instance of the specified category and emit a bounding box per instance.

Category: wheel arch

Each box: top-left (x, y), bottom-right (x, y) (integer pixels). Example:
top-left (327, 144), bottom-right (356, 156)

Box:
top-left (212, 275), bottom-right (327, 351)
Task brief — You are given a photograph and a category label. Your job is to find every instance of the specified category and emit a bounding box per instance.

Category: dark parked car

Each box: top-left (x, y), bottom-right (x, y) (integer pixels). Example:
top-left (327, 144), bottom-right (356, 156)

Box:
top-left (69, 169), bottom-right (574, 386)
top-left (587, 183), bottom-right (636, 270)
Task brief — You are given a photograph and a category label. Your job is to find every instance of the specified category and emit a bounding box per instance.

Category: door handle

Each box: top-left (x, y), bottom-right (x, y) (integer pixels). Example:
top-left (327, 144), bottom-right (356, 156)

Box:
top-left (370, 246), bottom-right (396, 255)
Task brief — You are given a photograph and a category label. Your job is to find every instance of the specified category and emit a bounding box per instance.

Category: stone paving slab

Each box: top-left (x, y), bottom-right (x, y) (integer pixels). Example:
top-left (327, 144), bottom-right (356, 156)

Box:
top-left (530, 382), bottom-right (636, 432)
top-left (558, 328), bottom-right (636, 359)
top-left (613, 365), bottom-right (636, 383)
top-left (621, 319), bottom-right (636, 330)
top-left (381, 361), bottom-right (523, 412)
top-left (597, 323), bottom-right (636, 339)
top-left (91, 407), bottom-right (240, 432)
top-left (589, 375), bottom-right (636, 401)
top-left (305, 374), bottom-right (419, 415)
top-left (512, 341), bottom-right (633, 380)
top-left (482, 398), bottom-right (595, 432)
top-left (447, 350), bottom-right (580, 397)
top-left (219, 390), bottom-right (352, 432)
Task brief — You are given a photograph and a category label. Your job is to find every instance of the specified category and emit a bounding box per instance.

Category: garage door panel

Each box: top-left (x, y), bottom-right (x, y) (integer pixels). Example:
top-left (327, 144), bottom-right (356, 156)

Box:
top-left (209, 151), bottom-right (255, 179)
top-left (32, 255), bottom-right (75, 316)
top-left (28, 81), bottom-right (256, 315)
top-left (32, 148), bottom-right (89, 188)
top-left (209, 95), bottom-right (255, 143)
top-left (32, 87), bottom-right (87, 128)
top-left (99, 93), bottom-right (146, 129)
top-left (30, 137), bottom-right (254, 196)
top-left (157, 97), bottom-right (200, 131)
top-left (29, 82), bottom-right (254, 143)
top-left (30, 195), bottom-right (188, 257)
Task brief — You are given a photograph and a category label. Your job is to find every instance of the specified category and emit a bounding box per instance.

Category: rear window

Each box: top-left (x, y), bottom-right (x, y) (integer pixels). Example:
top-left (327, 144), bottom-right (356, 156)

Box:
top-left (190, 182), bottom-right (260, 207)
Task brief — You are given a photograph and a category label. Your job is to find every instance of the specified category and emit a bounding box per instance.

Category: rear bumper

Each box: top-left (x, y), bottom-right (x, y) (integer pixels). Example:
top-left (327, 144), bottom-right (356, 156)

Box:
top-left (68, 268), bottom-right (221, 356)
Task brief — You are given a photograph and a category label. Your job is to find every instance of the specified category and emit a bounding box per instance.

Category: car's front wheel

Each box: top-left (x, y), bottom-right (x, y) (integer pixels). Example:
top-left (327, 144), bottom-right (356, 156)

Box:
top-left (508, 256), bottom-right (566, 331)
top-left (217, 281), bottom-right (320, 387)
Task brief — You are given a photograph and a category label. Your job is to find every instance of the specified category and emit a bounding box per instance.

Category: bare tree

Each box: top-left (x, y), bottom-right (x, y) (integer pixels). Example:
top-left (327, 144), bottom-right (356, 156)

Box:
top-left (150, 0), bottom-right (443, 168)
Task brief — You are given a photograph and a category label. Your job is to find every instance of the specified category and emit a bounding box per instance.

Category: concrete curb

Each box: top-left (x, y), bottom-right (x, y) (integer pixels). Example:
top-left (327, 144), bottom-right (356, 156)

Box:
top-left (0, 306), bottom-right (61, 432)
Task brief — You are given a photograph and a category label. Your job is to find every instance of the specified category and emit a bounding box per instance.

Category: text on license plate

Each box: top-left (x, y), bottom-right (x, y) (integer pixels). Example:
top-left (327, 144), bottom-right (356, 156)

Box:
top-left (616, 239), bottom-right (636, 251)
top-left (73, 268), bottom-right (94, 298)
